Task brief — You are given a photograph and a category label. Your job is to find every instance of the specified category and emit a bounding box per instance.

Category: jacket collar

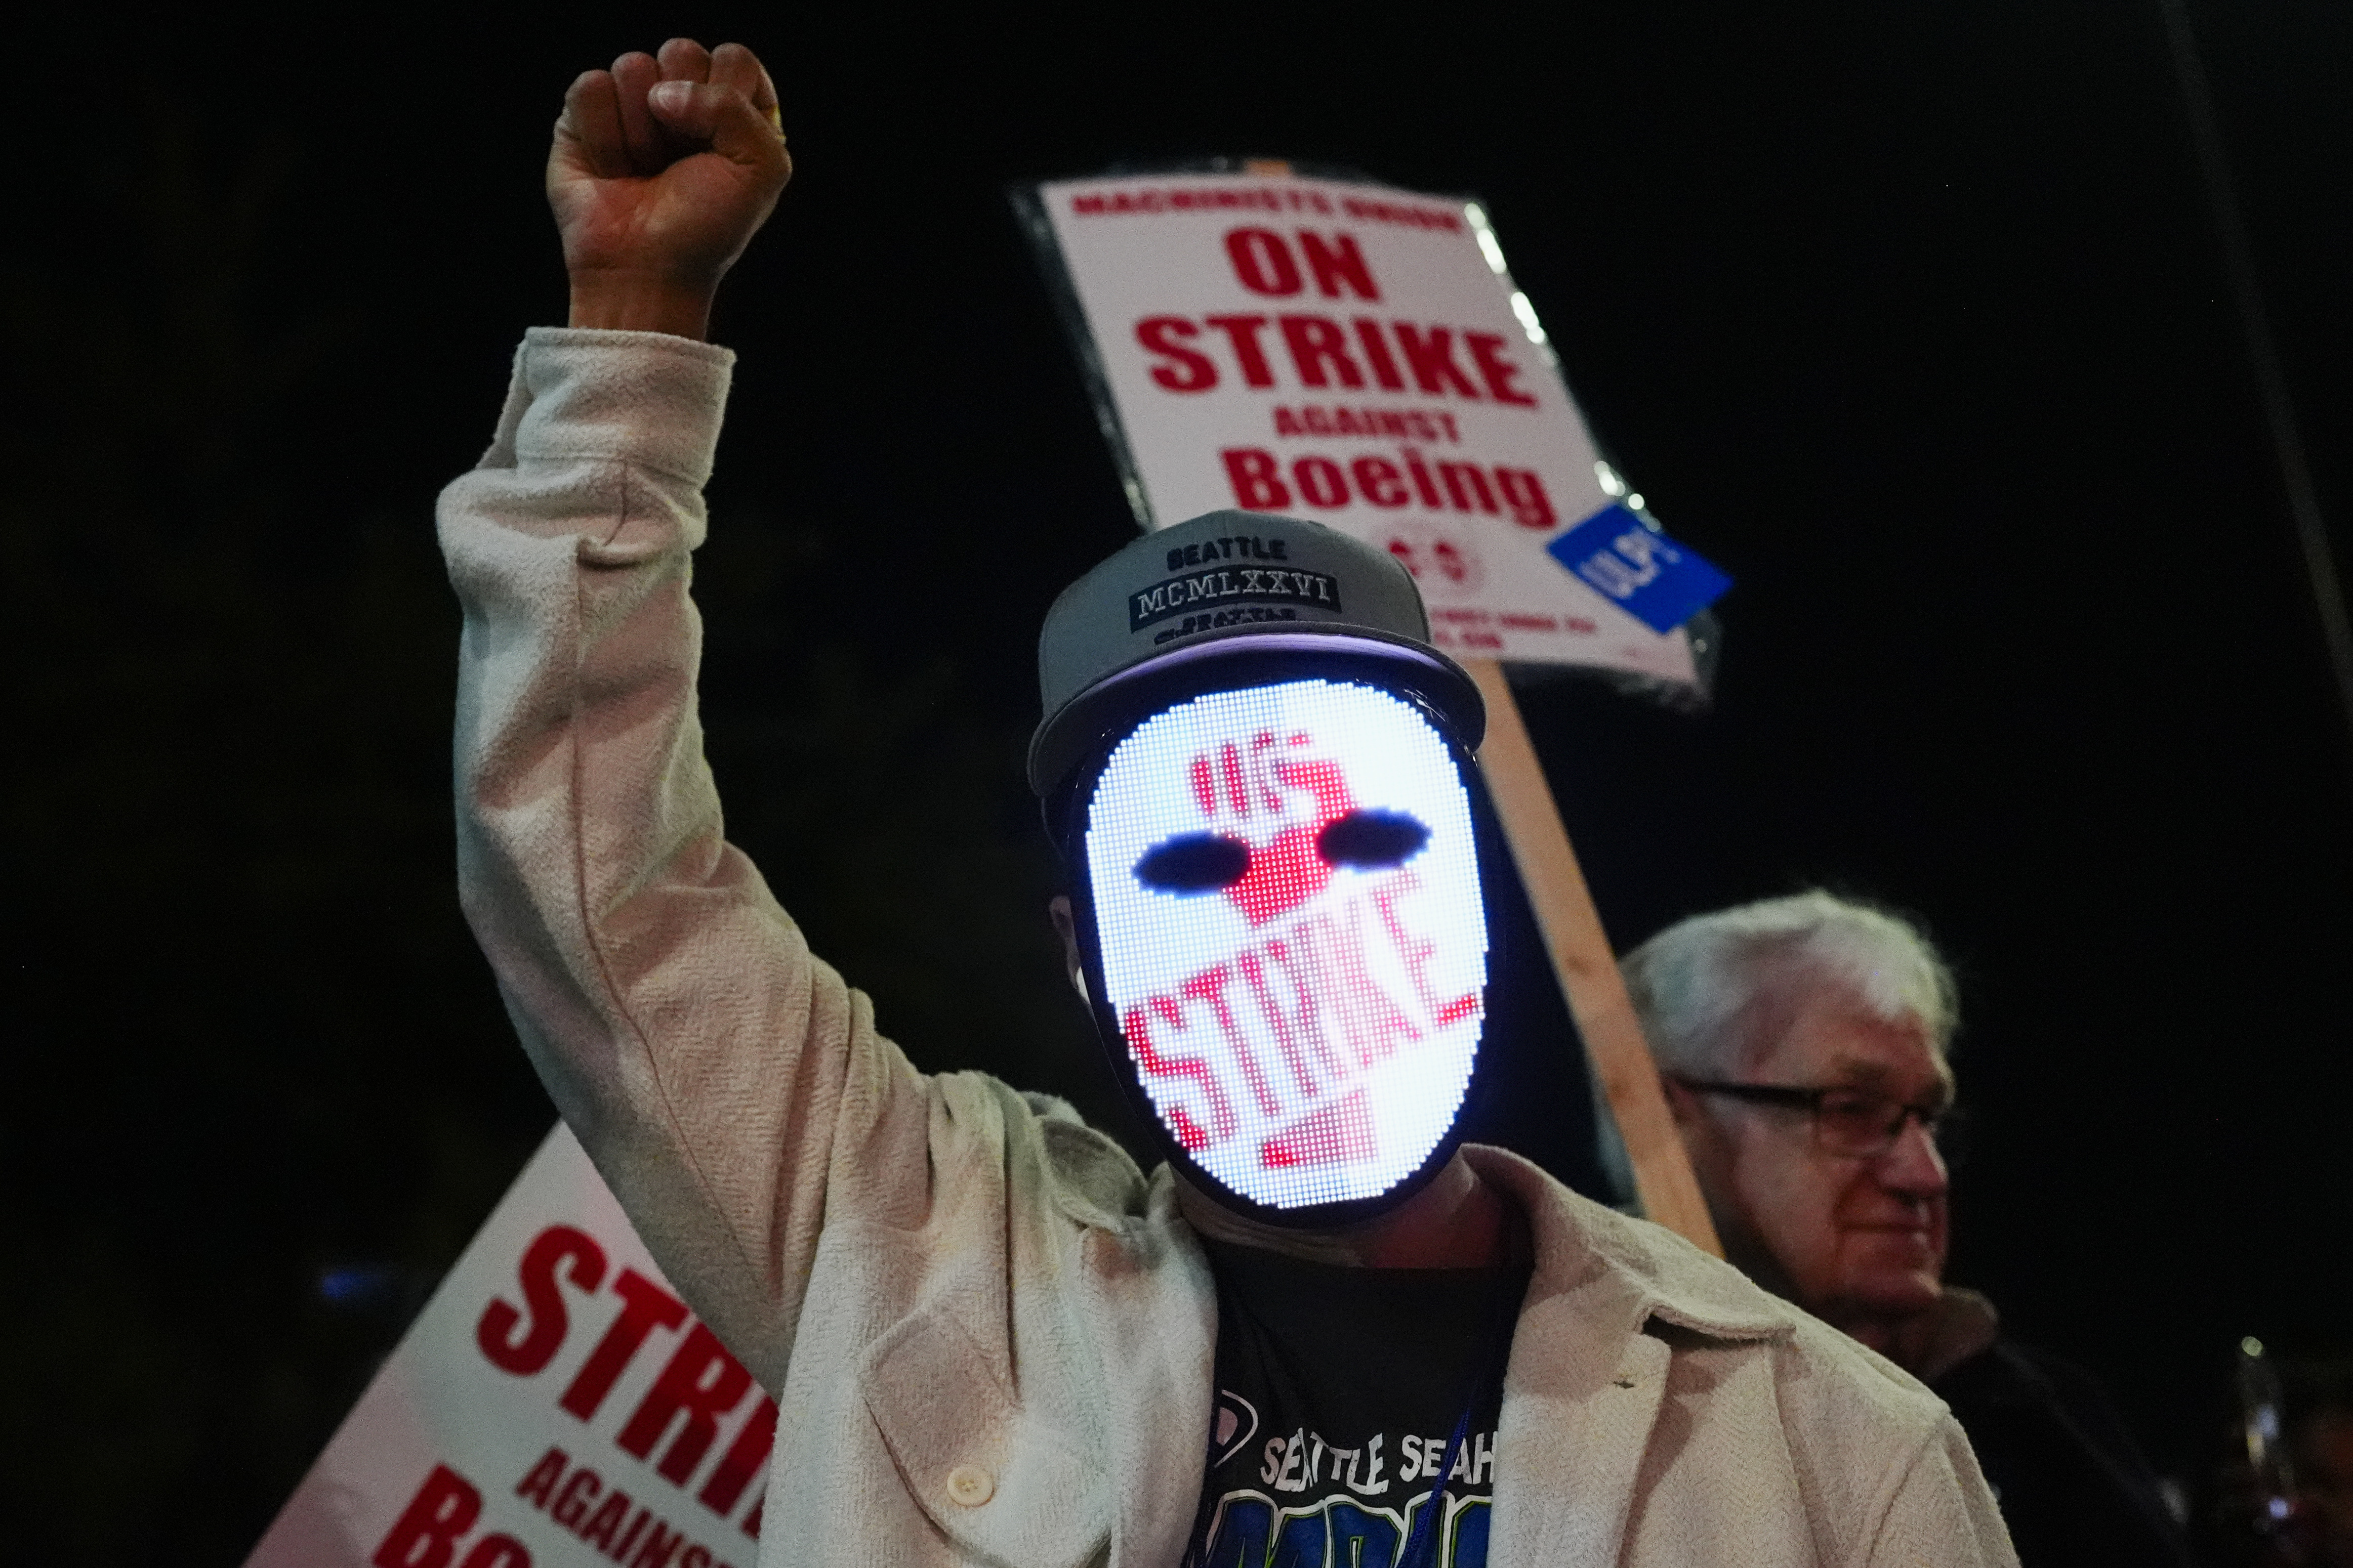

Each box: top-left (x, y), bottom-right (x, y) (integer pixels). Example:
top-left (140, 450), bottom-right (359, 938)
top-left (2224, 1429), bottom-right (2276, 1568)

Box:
top-left (1460, 1143), bottom-right (1792, 1341)
top-left (1899, 1285), bottom-right (2001, 1383)
top-left (1460, 1145), bottom-right (1791, 1568)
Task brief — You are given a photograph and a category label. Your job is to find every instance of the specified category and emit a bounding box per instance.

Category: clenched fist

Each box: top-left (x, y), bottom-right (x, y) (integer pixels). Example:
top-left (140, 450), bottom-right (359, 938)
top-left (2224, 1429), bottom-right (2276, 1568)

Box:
top-left (550, 38), bottom-right (792, 340)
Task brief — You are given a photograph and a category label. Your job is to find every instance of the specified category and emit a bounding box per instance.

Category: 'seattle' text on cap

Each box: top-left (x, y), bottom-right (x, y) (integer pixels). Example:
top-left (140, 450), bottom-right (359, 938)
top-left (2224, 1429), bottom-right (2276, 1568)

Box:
top-left (1028, 510), bottom-right (1484, 795)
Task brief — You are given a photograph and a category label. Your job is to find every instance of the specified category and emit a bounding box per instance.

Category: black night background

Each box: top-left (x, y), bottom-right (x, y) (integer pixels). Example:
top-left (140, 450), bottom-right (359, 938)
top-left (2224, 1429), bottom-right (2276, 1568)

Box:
top-left (3, 3), bottom-right (2347, 1559)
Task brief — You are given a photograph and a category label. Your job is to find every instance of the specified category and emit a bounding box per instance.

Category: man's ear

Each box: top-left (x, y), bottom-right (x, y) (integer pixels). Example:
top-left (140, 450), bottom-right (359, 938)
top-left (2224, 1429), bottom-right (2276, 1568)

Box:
top-left (1047, 895), bottom-right (1088, 1002)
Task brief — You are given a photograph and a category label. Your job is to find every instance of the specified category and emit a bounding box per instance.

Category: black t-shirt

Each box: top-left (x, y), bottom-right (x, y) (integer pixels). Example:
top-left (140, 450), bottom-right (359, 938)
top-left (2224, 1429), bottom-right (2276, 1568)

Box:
top-left (1189, 1239), bottom-right (1532, 1568)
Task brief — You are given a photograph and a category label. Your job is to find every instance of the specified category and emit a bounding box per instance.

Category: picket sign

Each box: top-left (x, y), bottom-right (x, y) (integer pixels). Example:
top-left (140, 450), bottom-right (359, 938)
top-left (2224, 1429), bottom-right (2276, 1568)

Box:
top-left (245, 1124), bottom-right (772, 1568)
top-left (1020, 164), bottom-right (1725, 1249)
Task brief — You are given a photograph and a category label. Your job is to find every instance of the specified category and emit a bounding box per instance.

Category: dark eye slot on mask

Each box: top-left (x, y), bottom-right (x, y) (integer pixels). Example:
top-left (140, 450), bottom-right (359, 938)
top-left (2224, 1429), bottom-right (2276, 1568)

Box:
top-left (1315, 809), bottom-right (1430, 869)
top-left (1133, 833), bottom-right (1252, 893)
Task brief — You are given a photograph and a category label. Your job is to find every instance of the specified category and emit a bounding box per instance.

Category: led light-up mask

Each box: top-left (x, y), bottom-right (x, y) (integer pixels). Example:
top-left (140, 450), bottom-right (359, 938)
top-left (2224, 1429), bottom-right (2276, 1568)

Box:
top-left (1065, 668), bottom-right (1495, 1222)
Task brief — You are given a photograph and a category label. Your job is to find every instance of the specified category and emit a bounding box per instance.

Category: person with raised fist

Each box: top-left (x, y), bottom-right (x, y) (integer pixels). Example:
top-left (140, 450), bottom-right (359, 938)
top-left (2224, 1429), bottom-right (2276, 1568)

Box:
top-left (439, 39), bottom-right (2014, 1567)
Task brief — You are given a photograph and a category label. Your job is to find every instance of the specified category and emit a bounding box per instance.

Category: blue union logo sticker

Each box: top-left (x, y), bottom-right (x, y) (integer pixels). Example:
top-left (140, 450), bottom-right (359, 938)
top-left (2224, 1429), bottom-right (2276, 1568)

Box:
top-left (1544, 503), bottom-right (1731, 634)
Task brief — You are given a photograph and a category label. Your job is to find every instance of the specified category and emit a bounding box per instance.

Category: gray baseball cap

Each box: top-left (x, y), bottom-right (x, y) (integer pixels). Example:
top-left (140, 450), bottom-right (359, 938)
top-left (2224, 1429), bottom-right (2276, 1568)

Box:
top-left (1028, 510), bottom-right (1484, 795)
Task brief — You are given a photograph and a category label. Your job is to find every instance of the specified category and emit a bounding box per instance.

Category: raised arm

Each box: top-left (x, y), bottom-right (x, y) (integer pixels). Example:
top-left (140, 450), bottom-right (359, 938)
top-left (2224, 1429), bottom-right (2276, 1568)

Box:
top-left (438, 41), bottom-right (929, 1390)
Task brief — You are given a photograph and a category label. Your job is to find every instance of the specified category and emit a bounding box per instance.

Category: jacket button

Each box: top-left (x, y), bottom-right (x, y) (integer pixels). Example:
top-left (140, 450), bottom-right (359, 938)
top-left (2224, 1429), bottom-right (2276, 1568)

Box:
top-left (946, 1464), bottom-right (995, 1507)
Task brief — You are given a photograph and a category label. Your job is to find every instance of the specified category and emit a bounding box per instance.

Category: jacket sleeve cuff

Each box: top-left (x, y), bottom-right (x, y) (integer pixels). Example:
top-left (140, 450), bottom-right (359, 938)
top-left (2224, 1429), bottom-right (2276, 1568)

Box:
top-left (508, 326), bottom-right (737, 485)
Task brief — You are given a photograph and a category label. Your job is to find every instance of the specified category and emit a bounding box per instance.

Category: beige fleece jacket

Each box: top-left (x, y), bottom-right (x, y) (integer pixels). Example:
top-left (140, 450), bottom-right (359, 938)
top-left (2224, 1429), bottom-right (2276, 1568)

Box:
top-left (439, 327), bottom-right (2018, 1568)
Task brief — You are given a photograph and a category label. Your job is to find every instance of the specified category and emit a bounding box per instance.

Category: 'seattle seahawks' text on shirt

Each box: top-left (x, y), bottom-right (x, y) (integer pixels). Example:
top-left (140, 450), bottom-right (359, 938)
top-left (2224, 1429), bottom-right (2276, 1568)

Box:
top-left (1193, 1239), bottom-right (1533, 1568)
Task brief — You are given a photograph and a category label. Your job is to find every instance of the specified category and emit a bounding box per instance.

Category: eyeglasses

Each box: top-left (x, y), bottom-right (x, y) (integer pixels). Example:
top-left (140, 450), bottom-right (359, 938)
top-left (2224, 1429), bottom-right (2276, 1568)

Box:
top-left (1669, 1077), bottom-right (1966, 1163)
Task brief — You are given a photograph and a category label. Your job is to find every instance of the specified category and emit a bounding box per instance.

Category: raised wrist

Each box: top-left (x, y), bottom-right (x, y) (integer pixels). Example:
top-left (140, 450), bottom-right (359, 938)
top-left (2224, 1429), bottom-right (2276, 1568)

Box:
top-left (565, 270), bottom-right (717, 340)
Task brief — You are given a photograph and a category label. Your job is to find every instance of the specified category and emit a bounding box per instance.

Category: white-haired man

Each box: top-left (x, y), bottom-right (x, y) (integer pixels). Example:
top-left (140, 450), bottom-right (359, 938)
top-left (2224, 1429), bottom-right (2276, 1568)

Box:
top-left (1624, 891), bottom-right (2196, 1568)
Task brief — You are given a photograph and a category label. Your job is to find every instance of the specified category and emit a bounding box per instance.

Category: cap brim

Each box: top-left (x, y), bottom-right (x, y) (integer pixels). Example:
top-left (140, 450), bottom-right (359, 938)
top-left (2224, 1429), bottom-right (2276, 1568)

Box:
top-left (1027, 627), bottom-right (1485, 798)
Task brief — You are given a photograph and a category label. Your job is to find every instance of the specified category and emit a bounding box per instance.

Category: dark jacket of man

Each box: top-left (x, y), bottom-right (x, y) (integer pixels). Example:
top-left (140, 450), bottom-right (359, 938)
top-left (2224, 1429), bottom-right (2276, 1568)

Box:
top-left (1922, 1292), bottom-right (2196, 1568)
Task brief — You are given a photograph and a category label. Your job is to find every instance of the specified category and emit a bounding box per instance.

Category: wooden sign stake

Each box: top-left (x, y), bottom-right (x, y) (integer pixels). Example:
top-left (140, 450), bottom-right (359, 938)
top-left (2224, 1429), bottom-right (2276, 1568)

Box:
top-left (1463, 658), bottom-right (1724, 1256)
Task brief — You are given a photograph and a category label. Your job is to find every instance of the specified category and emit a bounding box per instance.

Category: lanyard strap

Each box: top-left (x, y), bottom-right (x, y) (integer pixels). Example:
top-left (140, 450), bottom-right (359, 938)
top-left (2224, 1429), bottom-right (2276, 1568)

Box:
top-left (1393, 1396), bottom-right (1481, 1568)
top-left (1395, 1286), bottom-right (1519, 1568)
